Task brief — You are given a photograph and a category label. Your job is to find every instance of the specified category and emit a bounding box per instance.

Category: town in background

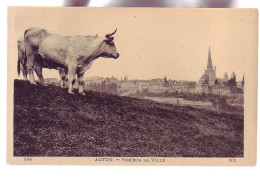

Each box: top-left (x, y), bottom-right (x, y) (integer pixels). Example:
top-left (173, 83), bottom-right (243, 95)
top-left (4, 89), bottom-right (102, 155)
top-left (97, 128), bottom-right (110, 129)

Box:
top-left (45, 47), bottom-right (244, 111)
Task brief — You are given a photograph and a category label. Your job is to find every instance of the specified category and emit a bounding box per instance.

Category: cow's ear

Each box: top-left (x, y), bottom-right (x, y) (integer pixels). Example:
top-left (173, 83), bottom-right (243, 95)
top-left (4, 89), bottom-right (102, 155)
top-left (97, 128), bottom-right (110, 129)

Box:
top-left (105, 37), bottom-right (114, 44)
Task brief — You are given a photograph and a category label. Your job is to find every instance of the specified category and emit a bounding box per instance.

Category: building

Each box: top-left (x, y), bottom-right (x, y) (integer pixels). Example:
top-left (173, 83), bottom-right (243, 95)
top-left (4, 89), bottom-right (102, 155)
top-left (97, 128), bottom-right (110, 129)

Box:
top-left (224, 72), bottom-right (228, 81)
top-left (236, 81), bottom-right (243, 89)
top-left (85, 76), bottom-right (105, 85)
top-left (216, 72), bottom-right (229, 85)
top-left (198, 47), bottom-right (216, 85)
top-left (195, 47), bottom-right (231, 95)
top-left (196, 47), bottom-right (216, 85)
top-left (230, 71), bottom-right (236, 79)
top-left (104, 76), bottom-right (119, 86)
top-left (186, 82), bottom-right (196, 93)
top-left (121, 82), bottom-right (135, 91)
top-left (211, 85), bottom-right (231, 95)
top-left (170, 82), bottom-right (189, 93)
top-left (149, 79), bottom-right (165, 90)
top-left (136, 81), bottom-right (150, 90)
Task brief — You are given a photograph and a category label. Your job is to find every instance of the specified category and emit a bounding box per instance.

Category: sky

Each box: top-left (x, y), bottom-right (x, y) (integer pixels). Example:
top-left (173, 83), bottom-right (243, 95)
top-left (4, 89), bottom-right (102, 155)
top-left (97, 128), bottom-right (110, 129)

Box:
top-left (10, 8), bottom-right (257, 82)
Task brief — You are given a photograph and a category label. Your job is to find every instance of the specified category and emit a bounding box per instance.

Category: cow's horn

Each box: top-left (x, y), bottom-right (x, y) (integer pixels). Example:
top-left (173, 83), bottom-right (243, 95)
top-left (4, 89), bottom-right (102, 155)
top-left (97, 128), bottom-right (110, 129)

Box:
top-left (106, 28), bottom-right (117, 38)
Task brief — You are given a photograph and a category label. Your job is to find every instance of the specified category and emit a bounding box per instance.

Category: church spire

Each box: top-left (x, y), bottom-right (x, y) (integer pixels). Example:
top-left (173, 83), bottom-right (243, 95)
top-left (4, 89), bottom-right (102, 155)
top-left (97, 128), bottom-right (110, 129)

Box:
top-left (207, 46), bottom-right (213, 70)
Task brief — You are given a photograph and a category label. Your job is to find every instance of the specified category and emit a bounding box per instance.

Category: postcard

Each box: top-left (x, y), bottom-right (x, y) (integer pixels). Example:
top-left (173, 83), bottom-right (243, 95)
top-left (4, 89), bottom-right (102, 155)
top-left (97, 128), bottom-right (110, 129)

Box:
top-left (7, 7), bottom-right (257, 165)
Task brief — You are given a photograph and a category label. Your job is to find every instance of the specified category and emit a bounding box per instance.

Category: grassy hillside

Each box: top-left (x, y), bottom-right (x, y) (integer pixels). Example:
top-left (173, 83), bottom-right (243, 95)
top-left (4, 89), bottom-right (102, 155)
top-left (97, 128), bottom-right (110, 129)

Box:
top-left (14, 80), bottom-right (244, 157)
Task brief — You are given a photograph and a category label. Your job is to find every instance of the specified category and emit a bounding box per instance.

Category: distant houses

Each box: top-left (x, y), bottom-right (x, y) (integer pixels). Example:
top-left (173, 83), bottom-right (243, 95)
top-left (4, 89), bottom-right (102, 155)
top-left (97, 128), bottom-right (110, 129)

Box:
top-left (169, 81), bottom-right (196, 93)
top-left (45, 47), bottom-right (243, 96)
top-left (85, 76), bottom-right (105, 85)
top-left (84, 76), bottom-right (197, 94)
top-left (121, 82), bottom-right (135, 90)
top-left (83, 59), bottom-right (243, 96)
top-left (211, 85), bottom-right (231, 95)
top-left (120, 78), bottom-right (164, 91)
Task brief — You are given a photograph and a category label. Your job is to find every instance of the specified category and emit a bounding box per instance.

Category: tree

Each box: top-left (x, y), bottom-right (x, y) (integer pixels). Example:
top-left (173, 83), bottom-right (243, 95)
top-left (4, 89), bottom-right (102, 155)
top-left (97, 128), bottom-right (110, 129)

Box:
top-left (164, 76), bottom-right (168, 87)
top-left (227, 75), bottom-right (236, 87)
top-left (143, 88), bottom-right (149, 95)
top-left (101, 81), bottom-right (106, 91)
top-left (242, 75), bottom-right (245, 87)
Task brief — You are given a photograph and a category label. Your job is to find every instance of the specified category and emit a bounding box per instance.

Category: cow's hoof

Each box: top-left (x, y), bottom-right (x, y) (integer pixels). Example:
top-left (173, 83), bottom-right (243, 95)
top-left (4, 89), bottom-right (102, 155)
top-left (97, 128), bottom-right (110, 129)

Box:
top-left (69, 91), bottom-right (75, 95)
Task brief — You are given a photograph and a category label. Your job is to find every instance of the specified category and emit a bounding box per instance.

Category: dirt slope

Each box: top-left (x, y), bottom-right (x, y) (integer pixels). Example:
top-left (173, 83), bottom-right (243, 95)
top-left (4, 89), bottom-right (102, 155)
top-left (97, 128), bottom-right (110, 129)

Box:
top-left (13, 80), bottom-right (243, 157)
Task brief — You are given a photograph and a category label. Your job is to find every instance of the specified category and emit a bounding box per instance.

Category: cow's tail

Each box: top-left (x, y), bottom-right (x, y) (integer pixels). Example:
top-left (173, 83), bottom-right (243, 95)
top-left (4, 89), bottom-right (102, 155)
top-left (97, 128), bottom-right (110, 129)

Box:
top-left (17, 60), bottom-right (21, 77)
top-left (23, 28), bottom-right (32, 74)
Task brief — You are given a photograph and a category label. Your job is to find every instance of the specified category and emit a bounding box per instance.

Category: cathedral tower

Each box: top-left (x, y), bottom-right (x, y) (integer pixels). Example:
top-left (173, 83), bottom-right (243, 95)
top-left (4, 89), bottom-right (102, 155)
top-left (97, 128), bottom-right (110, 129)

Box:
top-left (204, 46), bottom-right (216, 85)
top-left (207, 46), bottom-right (213, 70)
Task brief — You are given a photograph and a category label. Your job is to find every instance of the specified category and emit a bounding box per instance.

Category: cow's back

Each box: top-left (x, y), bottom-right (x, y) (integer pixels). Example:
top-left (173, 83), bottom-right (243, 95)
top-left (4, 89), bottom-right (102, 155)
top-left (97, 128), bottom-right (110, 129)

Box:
top-left (65, 36), bottom-right (103, 58)
top-left (24, 28), bottom-right (49, 48)
top-left (38, 35), bottom-right (71, 67)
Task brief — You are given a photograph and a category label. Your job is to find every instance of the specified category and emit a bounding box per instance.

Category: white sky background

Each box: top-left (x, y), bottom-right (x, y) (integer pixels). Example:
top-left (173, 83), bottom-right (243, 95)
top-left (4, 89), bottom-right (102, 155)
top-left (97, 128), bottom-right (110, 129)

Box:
top-left (4, 0), bottom-right (256, 82)
top-left (13, 8), bottom-right (254, 82)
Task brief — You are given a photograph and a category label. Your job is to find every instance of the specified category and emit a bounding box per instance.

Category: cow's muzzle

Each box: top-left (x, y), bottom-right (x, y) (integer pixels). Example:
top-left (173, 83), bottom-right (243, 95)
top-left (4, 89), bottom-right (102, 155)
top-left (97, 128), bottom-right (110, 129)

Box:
top-left (114, 53), bottom-right (120, 59)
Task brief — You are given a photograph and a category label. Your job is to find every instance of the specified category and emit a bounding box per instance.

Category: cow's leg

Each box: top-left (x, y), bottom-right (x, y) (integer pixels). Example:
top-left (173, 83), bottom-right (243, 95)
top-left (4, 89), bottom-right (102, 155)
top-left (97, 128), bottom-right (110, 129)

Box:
top-left (58, 67), bottom-right (66, 88)
top-left (22, 58), bottom-right (28, 80)
top-left (68, 62), bottom-right (77, 94)
top-left (65, 67), bottom-right (69, 84)
top-left (22, 68), bottom-right (28, 80)
top-left (18, 60), bottom-right (26, 80)
top-left (25, 45), bottom-right (37, 84)
top-left (34, 60), bottom-right (46, 86)
top-left (60, 67), bottom-right (69, 88)
top-left (64, 68), bottom-right (69, 88)
top-left (77, 72), bottom-right (85, 95)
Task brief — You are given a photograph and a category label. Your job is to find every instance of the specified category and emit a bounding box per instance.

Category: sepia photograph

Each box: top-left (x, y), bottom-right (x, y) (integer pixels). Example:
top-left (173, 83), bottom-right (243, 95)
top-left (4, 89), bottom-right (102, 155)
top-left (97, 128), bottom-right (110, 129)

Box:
top-left (7, 7), bottom-right (257, 165)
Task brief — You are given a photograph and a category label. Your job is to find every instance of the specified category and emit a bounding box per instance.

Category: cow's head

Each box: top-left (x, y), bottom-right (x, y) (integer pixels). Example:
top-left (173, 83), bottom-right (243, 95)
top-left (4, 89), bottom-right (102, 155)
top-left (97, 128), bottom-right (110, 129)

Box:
top-left (99, 29), bottom-right (120, 59)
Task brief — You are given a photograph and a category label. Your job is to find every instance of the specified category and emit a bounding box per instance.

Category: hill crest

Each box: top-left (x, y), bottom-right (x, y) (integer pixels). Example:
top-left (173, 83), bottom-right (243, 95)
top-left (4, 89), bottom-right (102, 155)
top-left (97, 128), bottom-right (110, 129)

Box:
top-left (13, 80), bottom-right (243, 157)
